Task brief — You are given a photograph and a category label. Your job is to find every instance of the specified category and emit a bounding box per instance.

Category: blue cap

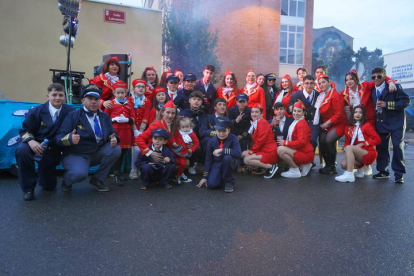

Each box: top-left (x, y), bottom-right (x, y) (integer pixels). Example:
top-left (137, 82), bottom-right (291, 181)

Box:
top-left (265, 73), bottom-right (276, 80)
top-left (214, 117), bottom-right (231, 130)
top-left (151, 128), bottom-right (169, 139)
top-left (236, 93), bottom-right (248, 102)
top-left (183, 73), bottom-right (197, 81)
top-left (166, 75), bottom-right (180, 83)
top-left (81, 84), bottom-right (102, 98)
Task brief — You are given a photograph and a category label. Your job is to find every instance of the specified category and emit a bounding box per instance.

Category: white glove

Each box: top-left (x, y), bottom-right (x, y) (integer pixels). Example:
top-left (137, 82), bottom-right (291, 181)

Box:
top-left (133, 130), bottom-right (141, 138)
top-left (112, 117), bottom-right (120, 122)
top-left (117, 114), bottom-right (129, 123)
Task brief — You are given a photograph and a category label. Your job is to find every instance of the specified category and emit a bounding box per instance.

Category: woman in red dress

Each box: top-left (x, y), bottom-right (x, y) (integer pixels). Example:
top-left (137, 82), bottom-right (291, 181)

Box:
top-left (240, 70), bottom-right (267, 118)
top-left (241, 103), bottom-right (278, 179)
top-left (277, 101), bottom-right (315, 178)
top-left (90, 56), bottom-right (122, 110)
top-left (335, 105), bottom-right (381, 182)
top-left (274, 74), bottom-right (294, 117)
top-left (315, 74), bottom-right (347, 174)
top-left (147, 87), bottom-right (168, 125)
top-left (141, 66), bottom-right (159, 101)
top-left (216, 70), bottom-right (239, 109)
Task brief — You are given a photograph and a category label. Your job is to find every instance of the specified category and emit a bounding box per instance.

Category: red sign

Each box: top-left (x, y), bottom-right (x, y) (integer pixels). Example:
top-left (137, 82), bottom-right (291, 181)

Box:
top-left (104, 9), bottom-right (126, 24)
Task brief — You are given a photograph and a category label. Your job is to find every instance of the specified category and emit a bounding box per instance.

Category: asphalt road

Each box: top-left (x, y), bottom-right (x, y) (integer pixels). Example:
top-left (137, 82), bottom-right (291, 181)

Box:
top-left (1, 141), bottom-right (414, 276)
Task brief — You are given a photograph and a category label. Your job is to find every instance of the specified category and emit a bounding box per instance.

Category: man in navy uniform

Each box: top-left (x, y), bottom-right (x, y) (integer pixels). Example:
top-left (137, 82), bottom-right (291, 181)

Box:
top-left (228, 93), bottom-right (251, 152)
top-left (55, 84), bottom-right (121, 192)
top-left (200, 98), bottom-right (228, 151)
top-left (288, 75), bottom-right (320, 150)
top-left (194, 64), bottom-right (217, 113)
top-left (16, 83), bottom-right (75, 201)
top-left (135, 128), bottom-right (176, 190)
top-left (197, 117), bottom-right (241, 193)
top-left (371, 67), bottom-right (410, 183)
top-left (174, 73), bottom-right (197, 111)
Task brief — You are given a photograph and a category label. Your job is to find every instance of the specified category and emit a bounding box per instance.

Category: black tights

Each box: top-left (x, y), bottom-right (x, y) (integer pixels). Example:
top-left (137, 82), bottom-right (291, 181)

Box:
top-left (319, 128), bottom-right (341, 168)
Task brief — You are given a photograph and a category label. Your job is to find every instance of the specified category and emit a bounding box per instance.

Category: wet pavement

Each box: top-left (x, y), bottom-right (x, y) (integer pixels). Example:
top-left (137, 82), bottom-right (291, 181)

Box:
top-left (1, 135), bottom-right (414, 275)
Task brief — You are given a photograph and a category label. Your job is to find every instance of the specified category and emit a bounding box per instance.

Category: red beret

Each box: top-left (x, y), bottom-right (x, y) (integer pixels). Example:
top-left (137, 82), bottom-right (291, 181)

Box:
top-left (282, 74), bottom-right (292, 81)
top-left (294, 100), bottom-right (306, 110)
top-left (154, 87), bottom-right (166, 95)
top-left (252, 103), bottom-right (262, 109)
top-left (317, 74), bottom-right (329, 81)
top-left (224, 70), bottom-right (233, 77)
top-left (132, 79), bottom-right (146, 87)
top-left (163, 100), bottom-right (176, 109)
top-left (112, 80), bottom-right (127, 90)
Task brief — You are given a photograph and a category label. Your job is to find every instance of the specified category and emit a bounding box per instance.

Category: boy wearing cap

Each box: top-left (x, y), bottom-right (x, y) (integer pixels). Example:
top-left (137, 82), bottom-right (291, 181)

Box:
top-left (166, 75), bottom-right (180, 102)
top-left (194, 65), bottom-right (217, 113)
top-left (16, 83), bottom-right (75, 201)
top-left (197, 117), bottom-right (241, 193)
top-left (228, 93), bottom-right (251, 152)
top-left (200, 98), bottom-right (228, 151)
top-left (56, 84), bottom-right (121, 192)
top-left (136, 128), bottom-right (176, 189)
top-left (174, 73), bottom-right (197, 111)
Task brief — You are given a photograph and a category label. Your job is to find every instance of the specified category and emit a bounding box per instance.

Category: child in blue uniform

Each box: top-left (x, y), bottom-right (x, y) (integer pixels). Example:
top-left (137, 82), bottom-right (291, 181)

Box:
top-left (16, 83), bottom-right (75, 201)
top-left (228, 93), bottom-right (251, 151)
top-left (197, 117), bottom-right (241, 193)
top-left (136, 128), bottom-right (176, 190)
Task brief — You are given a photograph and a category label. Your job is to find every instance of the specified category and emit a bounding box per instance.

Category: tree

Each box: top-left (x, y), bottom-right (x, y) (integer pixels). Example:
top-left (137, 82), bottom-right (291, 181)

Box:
top-left (354, 47), bottom-right (385, 81)
top-left (162, 3), bottom-right (222, 81)
top-left (327, 46), bottom-right (355, 91)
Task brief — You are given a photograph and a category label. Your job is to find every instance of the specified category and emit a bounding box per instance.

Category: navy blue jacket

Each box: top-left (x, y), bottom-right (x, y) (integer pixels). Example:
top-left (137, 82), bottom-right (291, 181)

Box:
top-left (203, 134), bottom-right (241, 179)
top-left (174, 88), bottom-right (208, 112)
top-left (20, 101), bottom-right (75, 146)
top-left (55, 108), bottom-right (120, 154)
top-left (200, 114), bottom-right (225, 139)
top-left (268, 116), bottom-right (294, 140)
top-left (371, 83), bottom-right (409, 133)
top-left (194, 79), bottom-right (216, 113)
top-left (288, 89), bottom-right (319, 122)
top-left (179, 108), bottom-right (208, 139)
top-left (136, 145), bottom-right (176, 169)
top-left (228, 106), bottom-right (251, 138)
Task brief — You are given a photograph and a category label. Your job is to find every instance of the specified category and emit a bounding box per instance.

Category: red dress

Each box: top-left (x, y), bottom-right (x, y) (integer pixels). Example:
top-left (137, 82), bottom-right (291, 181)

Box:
top-left (282, 119), bottom-right (315, 164)
top-left (104, 99), bottom-right (135, 149)
top-left (147, 107), bottom-right (160, 126)
top-left (216, 87), bottom-right (238, 109)
top-left (248, 119), bottom-right (278, 164)
top-left (90, 73), bottom-right (115, 109)
top-left (318, 88), bottom-right (347, 136)
top-left (343, 123), bottom-right (381, 167)
top-left (171, 131), bottom-right (199, 155)
top-left (131, 96), bottom-right (152, 129)
top-left (240, 84), bottom-right (267, 118)
top-left (136, 119), bottom-right (172, 155)
top-left (145, 84), bottom-right (156, 101)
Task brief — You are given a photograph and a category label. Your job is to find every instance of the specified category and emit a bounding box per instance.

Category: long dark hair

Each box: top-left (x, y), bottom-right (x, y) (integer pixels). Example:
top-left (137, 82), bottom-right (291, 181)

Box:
top-left (155, 106), bottom-right (180, 137)
top-left (220, 72), bottom-right (238, 89)
top-left (348, 105), bottom-right (367, 126)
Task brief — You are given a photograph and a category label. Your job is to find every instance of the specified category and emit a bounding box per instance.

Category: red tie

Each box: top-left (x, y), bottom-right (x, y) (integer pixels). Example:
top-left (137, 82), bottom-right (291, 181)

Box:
top-left (219, 140), bottom-right (224, 149)
top-left (170, 93), bottom-right (174, 100)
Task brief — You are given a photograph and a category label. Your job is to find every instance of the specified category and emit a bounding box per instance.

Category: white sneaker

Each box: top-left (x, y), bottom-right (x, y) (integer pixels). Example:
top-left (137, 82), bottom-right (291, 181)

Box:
top-left (180, 173), bottom-right (192, 183)
top-left (364, 165), bottom-right (373, 176)
top-left (129, 170), bottom-right (139, 180)
top-left (299, 163), bottom-right (313, 177)
top-left (281, 168), bottom-right (301, 178)
top-left (355, 169), bottom-right (364, 178)
top-left (335, 171), bottom-right (355, 182)
top-left (188, 166), bottom-right (197, 175)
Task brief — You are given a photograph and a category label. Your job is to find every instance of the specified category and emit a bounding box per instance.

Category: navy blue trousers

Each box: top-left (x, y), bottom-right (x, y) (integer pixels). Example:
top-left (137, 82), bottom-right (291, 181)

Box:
top-left (376, 129), bottom-right (406, 178)
top-left (139, 163), bottom-right (175, 187)
top-left (207, 155), bottom-right (237, 189)
top-left (15, 143), bottom-right (61, 193)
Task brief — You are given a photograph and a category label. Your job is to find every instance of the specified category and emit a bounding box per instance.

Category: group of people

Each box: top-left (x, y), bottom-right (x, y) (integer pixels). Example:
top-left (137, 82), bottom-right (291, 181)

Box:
top-left (15, 56), bottom-right (410, 201)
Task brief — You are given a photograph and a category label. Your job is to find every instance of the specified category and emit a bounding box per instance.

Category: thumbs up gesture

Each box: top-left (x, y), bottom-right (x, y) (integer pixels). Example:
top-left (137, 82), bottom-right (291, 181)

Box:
top-left (110, 133), bottom-right (117, 147)
top-left (71, 129), bottom-right (80, 145)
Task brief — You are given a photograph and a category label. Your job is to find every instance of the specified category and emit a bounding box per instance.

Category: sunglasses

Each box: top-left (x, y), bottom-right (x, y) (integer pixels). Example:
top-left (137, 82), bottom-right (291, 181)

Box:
top-left (371, 74), bottom-right (383, 80)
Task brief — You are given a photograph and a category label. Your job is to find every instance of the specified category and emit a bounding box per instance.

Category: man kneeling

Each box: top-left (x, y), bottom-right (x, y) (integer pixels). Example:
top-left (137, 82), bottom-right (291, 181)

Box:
top-left (197, 117), bottom-right (241, 193)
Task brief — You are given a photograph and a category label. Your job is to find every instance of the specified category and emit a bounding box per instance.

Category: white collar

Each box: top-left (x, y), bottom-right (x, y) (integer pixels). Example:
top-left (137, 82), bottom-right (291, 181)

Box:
top-left (48, 101), bottom-right (62, 116)
top-left (375, 81), bottom-right (386, 93)
top-left (151, 145), bottom-right (163, 151)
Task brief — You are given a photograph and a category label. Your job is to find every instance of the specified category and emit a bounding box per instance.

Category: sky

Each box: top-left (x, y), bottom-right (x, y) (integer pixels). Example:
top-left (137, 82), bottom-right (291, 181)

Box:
top-left (97, 0), bottom-right (414, 55)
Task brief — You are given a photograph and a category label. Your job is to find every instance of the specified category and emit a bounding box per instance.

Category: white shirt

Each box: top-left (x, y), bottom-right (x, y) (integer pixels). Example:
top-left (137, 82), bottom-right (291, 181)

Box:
top-left (279, 116), bottom-right (286, 133)
top-left (83, 107), bottom-right (103, 143)
top-left (48, 102), bottom-right (62, 123)
top-left (375, 81), bottom-right (386, 94)
top-left (168, 88), bottom-right (178, 100)
top-left (203, 79), bottom-right (209, 92)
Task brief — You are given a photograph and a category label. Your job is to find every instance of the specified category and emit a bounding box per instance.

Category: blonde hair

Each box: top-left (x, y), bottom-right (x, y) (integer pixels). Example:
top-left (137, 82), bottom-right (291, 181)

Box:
top-left (178, 117), bottom-right (194, 130)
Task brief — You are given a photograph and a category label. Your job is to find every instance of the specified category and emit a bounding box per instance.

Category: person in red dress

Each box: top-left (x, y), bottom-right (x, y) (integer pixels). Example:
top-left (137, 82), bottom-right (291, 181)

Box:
top-left (241, 103), bottom-right (278, 179)
top-left (276, 101), bottom-right (315, 178)
top-left (90, 56), bottom-right (122, 110)
top-left (129, 78), bottom-right (152, 179)
top-left (141, 66), bottom-right (159, 101)
top-left (171, 117), bottom-right (200, 184)
top-left (293, 68), bottom-right (308, 92)
top-left (315, 74), bottom-right (348, 174)
top-left (136, 100), bottom-right (179, 162)
top-left (314, 66), bottom-right (337, 92)
top-left (216, 70), bottom-right (239, 109)
top-left (240, 70), bottom-right (267, 118)
top-left (274, 74), bottom-right (294, 117)
top-left (104, 80), bottom-right (136, 185)
top-left (335, 105), bottom-right (381, 182)
top-left (148, 87), bottom-right (168, 125)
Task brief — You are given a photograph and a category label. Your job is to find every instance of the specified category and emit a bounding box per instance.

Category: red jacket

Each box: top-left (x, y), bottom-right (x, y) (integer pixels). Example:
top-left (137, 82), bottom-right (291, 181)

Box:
top-left (318, 87), bottom-right (347, 136)
top-left (131, 96), bottom-right (152, 128)
top-left (240, 84), bottom-right (267, 118)
top-left (282, 119), bottom-right (314, 153)
top-left (216, 87), bottom-right (238, 109)
top-left (249, 119), bottom-right (278, 155)
top-left (90, 73), bottom-right (114, 109)
top-left (171, 131), bottom-right (199, 155)
top-left (343, 123), bottom-right (381, 151)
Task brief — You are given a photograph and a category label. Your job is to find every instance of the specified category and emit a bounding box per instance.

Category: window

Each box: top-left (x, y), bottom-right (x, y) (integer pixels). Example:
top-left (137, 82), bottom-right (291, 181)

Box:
top-left (279, 24), bottom-right (304, 65)
top-left (281, 0), bottom-right (306, 18)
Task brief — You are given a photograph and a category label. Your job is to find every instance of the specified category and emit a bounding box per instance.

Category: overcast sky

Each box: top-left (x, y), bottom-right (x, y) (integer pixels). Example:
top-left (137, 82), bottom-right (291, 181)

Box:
top-left (97, 0), bottom-right (414, 54)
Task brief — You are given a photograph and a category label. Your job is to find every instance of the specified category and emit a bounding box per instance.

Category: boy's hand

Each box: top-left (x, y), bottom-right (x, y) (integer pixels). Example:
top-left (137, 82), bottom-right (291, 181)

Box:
top-left (197, 179), bottom-right (207, 188)
top-left (150, 152), bottom-right (163, 162)
top-left (103, 101), bottom-right (113, 109)
top-left (164, 157), bottom-right (171, 163)
top-left (28, 140), bottom-right (44, 155)
top-left (71, 129), bottom-right (80, 145)
top-left (236, 112), bottom-right (244, 123)
top-left (213, 148), bottom-right (223, 156)
top-left (110, 133), bottom-right (117, 147)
